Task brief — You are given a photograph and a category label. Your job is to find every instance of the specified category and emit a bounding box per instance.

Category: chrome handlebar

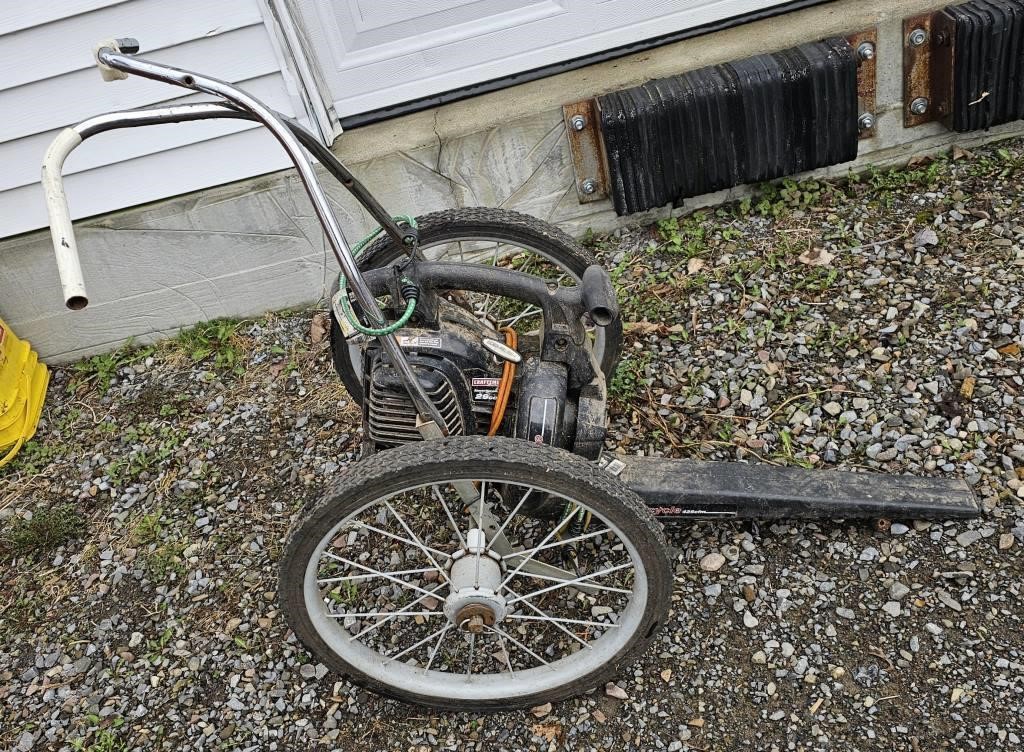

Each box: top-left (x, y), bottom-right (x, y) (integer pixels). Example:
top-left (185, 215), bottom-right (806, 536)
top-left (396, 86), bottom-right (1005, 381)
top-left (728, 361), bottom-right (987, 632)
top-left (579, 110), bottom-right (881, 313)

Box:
top-left (41, 38), bottom-right (449, 429)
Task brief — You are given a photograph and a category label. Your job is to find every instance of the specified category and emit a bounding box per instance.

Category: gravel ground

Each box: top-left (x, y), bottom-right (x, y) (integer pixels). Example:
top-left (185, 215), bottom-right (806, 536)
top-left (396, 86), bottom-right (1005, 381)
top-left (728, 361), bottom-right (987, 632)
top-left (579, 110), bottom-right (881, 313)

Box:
top-left (2, 138), bottom-right (1023, 752)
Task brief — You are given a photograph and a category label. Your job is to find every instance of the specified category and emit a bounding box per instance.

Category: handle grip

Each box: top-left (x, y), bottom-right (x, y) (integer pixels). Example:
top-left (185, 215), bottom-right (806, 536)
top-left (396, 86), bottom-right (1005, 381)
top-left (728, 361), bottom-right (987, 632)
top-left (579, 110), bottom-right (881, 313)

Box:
top-left (41, 128), bottom-right (88, 310)
top-left (580, 264), bottom-right (619, 327)
top-left (41, 37), bottom-right (142, 311)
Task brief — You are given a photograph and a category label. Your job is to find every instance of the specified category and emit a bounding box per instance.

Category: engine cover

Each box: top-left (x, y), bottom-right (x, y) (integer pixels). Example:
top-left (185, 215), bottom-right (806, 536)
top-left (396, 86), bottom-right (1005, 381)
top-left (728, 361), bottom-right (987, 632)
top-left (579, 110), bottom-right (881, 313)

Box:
top-left (362, 305), bottom-right (508, 448)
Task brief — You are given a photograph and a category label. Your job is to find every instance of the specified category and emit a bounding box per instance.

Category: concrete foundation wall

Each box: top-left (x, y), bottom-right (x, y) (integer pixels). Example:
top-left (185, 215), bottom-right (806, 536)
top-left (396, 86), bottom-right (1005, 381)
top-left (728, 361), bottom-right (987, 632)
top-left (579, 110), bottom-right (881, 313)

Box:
top-left (4, 0), bottom-right (1024, 362)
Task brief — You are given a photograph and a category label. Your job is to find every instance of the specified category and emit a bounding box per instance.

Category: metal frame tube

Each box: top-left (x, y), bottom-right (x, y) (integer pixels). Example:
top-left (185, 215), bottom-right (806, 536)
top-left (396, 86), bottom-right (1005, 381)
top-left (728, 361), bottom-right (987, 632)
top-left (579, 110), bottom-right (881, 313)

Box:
top-left (83, 48), bottom-right (445, 428)
top-left (72, 103), bottom-right (411, 248)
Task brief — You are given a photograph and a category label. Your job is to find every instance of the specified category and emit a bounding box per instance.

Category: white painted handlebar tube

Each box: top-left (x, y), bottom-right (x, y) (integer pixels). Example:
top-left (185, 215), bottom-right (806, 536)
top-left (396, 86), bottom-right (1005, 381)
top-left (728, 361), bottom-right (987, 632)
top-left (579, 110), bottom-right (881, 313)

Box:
top-left (41, 127), bottom-right (88, 310)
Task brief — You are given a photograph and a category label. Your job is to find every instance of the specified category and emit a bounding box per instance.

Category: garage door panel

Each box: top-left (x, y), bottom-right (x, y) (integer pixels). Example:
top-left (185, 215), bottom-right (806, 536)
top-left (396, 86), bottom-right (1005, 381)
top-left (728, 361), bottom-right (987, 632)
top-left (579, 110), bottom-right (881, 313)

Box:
top-left (293, 0), bottom-right (798, 119)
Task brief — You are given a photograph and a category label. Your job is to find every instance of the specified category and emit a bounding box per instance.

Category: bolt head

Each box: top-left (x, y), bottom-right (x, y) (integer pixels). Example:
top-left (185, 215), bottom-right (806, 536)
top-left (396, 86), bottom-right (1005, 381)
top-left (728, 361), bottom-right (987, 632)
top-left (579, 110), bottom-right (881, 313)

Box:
top-left (857, 41), bottom-right (875, 61)
top-left (858, 112), bottom-right (876, 130)
top-left (910, 97), bottom-right (930, 115)
top-left (570, 114), bottom-right (586, 131)
top-left (580, 178), bottom-right (598, 195)
top-left (909, 28), bottom-right (928, 47)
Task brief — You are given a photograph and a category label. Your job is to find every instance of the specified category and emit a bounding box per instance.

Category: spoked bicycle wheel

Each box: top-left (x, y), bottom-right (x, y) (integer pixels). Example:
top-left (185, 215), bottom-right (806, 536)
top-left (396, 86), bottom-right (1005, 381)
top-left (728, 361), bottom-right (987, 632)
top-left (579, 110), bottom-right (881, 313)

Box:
top-left (328, 207), bottom-right (623, 402)
top-left (279, 436), bottom-right (671, 710)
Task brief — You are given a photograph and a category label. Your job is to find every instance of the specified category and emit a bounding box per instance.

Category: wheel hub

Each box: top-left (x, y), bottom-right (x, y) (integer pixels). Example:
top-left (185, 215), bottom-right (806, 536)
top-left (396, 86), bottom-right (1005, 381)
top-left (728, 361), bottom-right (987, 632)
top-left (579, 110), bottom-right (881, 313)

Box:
top-left (443, 529), bottom-right (507, 631)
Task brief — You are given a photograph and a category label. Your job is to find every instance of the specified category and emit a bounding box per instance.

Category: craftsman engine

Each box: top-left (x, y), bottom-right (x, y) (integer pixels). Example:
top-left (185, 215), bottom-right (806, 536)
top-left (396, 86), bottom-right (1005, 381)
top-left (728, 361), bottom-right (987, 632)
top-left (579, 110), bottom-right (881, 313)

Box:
top-left (361, 303), bottom-right (512, 448)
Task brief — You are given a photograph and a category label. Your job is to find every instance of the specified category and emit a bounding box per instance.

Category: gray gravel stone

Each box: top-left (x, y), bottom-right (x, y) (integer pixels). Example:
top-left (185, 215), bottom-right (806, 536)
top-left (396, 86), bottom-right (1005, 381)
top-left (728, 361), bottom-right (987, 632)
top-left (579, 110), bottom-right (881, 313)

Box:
top-left (3, 139), bottom-right (1023, 752)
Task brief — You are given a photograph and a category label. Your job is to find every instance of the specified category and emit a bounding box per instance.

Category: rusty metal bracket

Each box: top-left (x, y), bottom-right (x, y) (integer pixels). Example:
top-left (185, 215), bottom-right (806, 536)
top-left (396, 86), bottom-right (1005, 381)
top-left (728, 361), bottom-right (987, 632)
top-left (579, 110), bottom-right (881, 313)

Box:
top-left (847, 29), bottom-right (878, 139)
top-left (563, 99), bottom-right (608, 203)
top-left (903, 12), bottom-right (955, 127)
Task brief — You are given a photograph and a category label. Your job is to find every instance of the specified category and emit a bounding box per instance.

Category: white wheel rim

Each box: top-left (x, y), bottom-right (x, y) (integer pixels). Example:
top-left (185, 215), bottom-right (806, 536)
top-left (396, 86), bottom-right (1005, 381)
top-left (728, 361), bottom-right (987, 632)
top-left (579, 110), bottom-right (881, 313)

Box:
top-left (300, 478), bottom-right (649, 703)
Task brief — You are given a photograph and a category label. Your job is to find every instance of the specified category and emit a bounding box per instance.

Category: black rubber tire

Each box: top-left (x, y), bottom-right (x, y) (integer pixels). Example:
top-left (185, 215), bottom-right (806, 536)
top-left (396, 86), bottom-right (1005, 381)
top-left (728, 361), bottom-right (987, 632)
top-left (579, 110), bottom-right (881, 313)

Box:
top-left (328, 207), bottom-right (623, 403)
top-left (279, 435), bottom-right (671, 711)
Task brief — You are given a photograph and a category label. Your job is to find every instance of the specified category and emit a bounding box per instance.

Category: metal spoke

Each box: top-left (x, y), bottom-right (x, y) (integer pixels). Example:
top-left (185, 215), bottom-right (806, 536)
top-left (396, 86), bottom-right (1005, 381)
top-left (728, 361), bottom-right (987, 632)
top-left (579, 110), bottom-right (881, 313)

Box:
top-left (385, 623), bottom-right (450, 664)
top-left (505, 613), bottom-right (622, 629)
top-left (501, 526), bottom-right (611, 576)
top-left (475, 480), bottom-right (488, 532)
top-left (505, 562), bottom-right (634, 605)
top-left (323, 553), bottom-right (441, 600)
top-left (474, 481), bottom-right (487, 587)
top-left (466, 633), bottom-right (476, 676)
top-left (318, 566), bottom-right (437, 584)
top-left (497, 305), bottom-right (542, 328)
top-left (510, 597), bottom-right (597, 650)
top-left (432, 485), bottom-right (467, 549)
top-left (494, 632), bottom-right (515, 675)
top-left (424, 624), bottom-right (452, 671)
top-left (504, 566), bottom-right (631, 594)
top-left (488, 624), bottom-right (548, 667)
top-left (486, 487), bottom-right (535, 550)
top-left (349, 583), bottom-right (448, 640)
top-left (329, 610), bottom-right (443, 619)
top-left (384, 501), bottom-right (453, 586)
top-left (498, 503), bottom-right (580, 589)
top-left (353, 520), bottom-right (453, 560)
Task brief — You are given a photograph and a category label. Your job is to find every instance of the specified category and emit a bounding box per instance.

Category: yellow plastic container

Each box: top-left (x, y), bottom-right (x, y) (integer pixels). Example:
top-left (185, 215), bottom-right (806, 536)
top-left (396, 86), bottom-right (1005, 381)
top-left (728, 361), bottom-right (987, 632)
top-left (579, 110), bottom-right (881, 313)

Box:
top-left (0, 318), bottom-right (49, 468)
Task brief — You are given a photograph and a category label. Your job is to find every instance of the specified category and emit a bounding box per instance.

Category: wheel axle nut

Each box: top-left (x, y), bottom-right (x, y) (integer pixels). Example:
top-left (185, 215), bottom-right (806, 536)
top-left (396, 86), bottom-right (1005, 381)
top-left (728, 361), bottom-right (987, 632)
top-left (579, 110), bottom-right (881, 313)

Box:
top-left (910, 97), bottom-right (930, 116)
top-left (909, 28), bottom-right (928, 47)
top-left (856, 41), bottom-right (875, 61)
top-left (456, 604), bottom-right (496, 634)
top-left (580, 179), bottom-right (598, 195)
top-left (858, 112), bottom-right (876, 131)
top-left (570, 114), bottom-right (586, 131)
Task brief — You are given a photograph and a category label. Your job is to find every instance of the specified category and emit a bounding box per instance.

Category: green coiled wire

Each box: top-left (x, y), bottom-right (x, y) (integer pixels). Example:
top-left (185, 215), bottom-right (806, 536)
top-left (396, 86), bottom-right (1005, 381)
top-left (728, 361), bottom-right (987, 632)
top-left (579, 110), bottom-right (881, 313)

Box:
top-left (337, 215), bottom-right (418, 337)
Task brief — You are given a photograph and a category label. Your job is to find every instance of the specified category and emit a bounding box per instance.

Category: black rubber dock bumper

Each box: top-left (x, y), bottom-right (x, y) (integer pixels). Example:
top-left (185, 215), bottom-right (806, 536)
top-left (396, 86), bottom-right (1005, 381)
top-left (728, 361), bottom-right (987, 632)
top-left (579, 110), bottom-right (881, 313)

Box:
top-left (607, 456), bottom-right (980, 522)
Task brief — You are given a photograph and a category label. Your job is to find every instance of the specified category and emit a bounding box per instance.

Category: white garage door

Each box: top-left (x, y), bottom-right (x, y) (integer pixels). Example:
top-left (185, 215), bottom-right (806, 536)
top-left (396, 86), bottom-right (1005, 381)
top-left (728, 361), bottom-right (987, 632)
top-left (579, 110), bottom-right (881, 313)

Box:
top-left (290, 0), bottom-right (800, 121)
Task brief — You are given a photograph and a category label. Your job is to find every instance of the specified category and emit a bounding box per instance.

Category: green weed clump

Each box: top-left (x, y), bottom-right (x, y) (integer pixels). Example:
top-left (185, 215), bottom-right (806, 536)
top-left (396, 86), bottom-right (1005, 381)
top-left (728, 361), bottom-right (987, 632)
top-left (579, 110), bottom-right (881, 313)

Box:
top-left (0, 504), bottom-right (86, 558)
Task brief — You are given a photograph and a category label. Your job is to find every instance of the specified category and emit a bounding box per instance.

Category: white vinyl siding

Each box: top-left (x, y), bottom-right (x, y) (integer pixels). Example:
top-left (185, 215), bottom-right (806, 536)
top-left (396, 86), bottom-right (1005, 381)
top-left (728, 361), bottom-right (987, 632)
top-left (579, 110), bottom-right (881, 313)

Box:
top-left (291, 0), bottom-right (797, 120)
top-left (0, 0), bottom-right (299, 238)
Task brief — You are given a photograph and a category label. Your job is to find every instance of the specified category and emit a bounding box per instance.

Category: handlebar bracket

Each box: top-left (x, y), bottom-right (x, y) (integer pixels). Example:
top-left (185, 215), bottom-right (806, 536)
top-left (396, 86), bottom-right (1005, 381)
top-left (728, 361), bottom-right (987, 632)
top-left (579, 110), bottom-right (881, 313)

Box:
top-left (94, 38), bottom-right (137, 81)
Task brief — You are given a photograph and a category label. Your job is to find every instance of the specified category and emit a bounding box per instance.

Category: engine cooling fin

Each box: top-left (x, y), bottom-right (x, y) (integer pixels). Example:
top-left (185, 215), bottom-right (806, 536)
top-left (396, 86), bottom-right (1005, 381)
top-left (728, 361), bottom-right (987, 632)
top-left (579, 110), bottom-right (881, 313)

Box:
top-left (366, 364), bottom-right (464, 446)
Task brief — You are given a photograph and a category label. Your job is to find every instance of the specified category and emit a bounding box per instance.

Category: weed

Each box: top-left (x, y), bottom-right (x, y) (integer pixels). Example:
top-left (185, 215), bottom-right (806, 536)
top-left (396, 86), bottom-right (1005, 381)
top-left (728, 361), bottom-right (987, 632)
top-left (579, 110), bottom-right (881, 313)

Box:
top-left (143, 542), bottom-right (186, 581)
top-left (107, 422), bottom-right (187, 486)
top-left (72, 340), bottom-right (154, 394)
top-left (609, 349), bottom-right (654, 401)
top-left (715, 419), bottom-right (736, 443)
top-left (146, 627), bottom-right (174, 654)
top-left (70, 729), bottom-right (127, 752)
top-left (130, 511), bottom-right (163, 547)
top-left (175, 318), bottom-right (246, 372)
top-left (795, 267), bottom-right (841, 293)
top-left (656, 212), bottom-right (709, 257)
top-left (5, 439), bottom-right (64, 475)
top-left (774, 426), bottom-right (815, 468)
top-left (0, 504), bottom-right (86, 558)
top-left (581, 227), bottom-right (599, 248)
